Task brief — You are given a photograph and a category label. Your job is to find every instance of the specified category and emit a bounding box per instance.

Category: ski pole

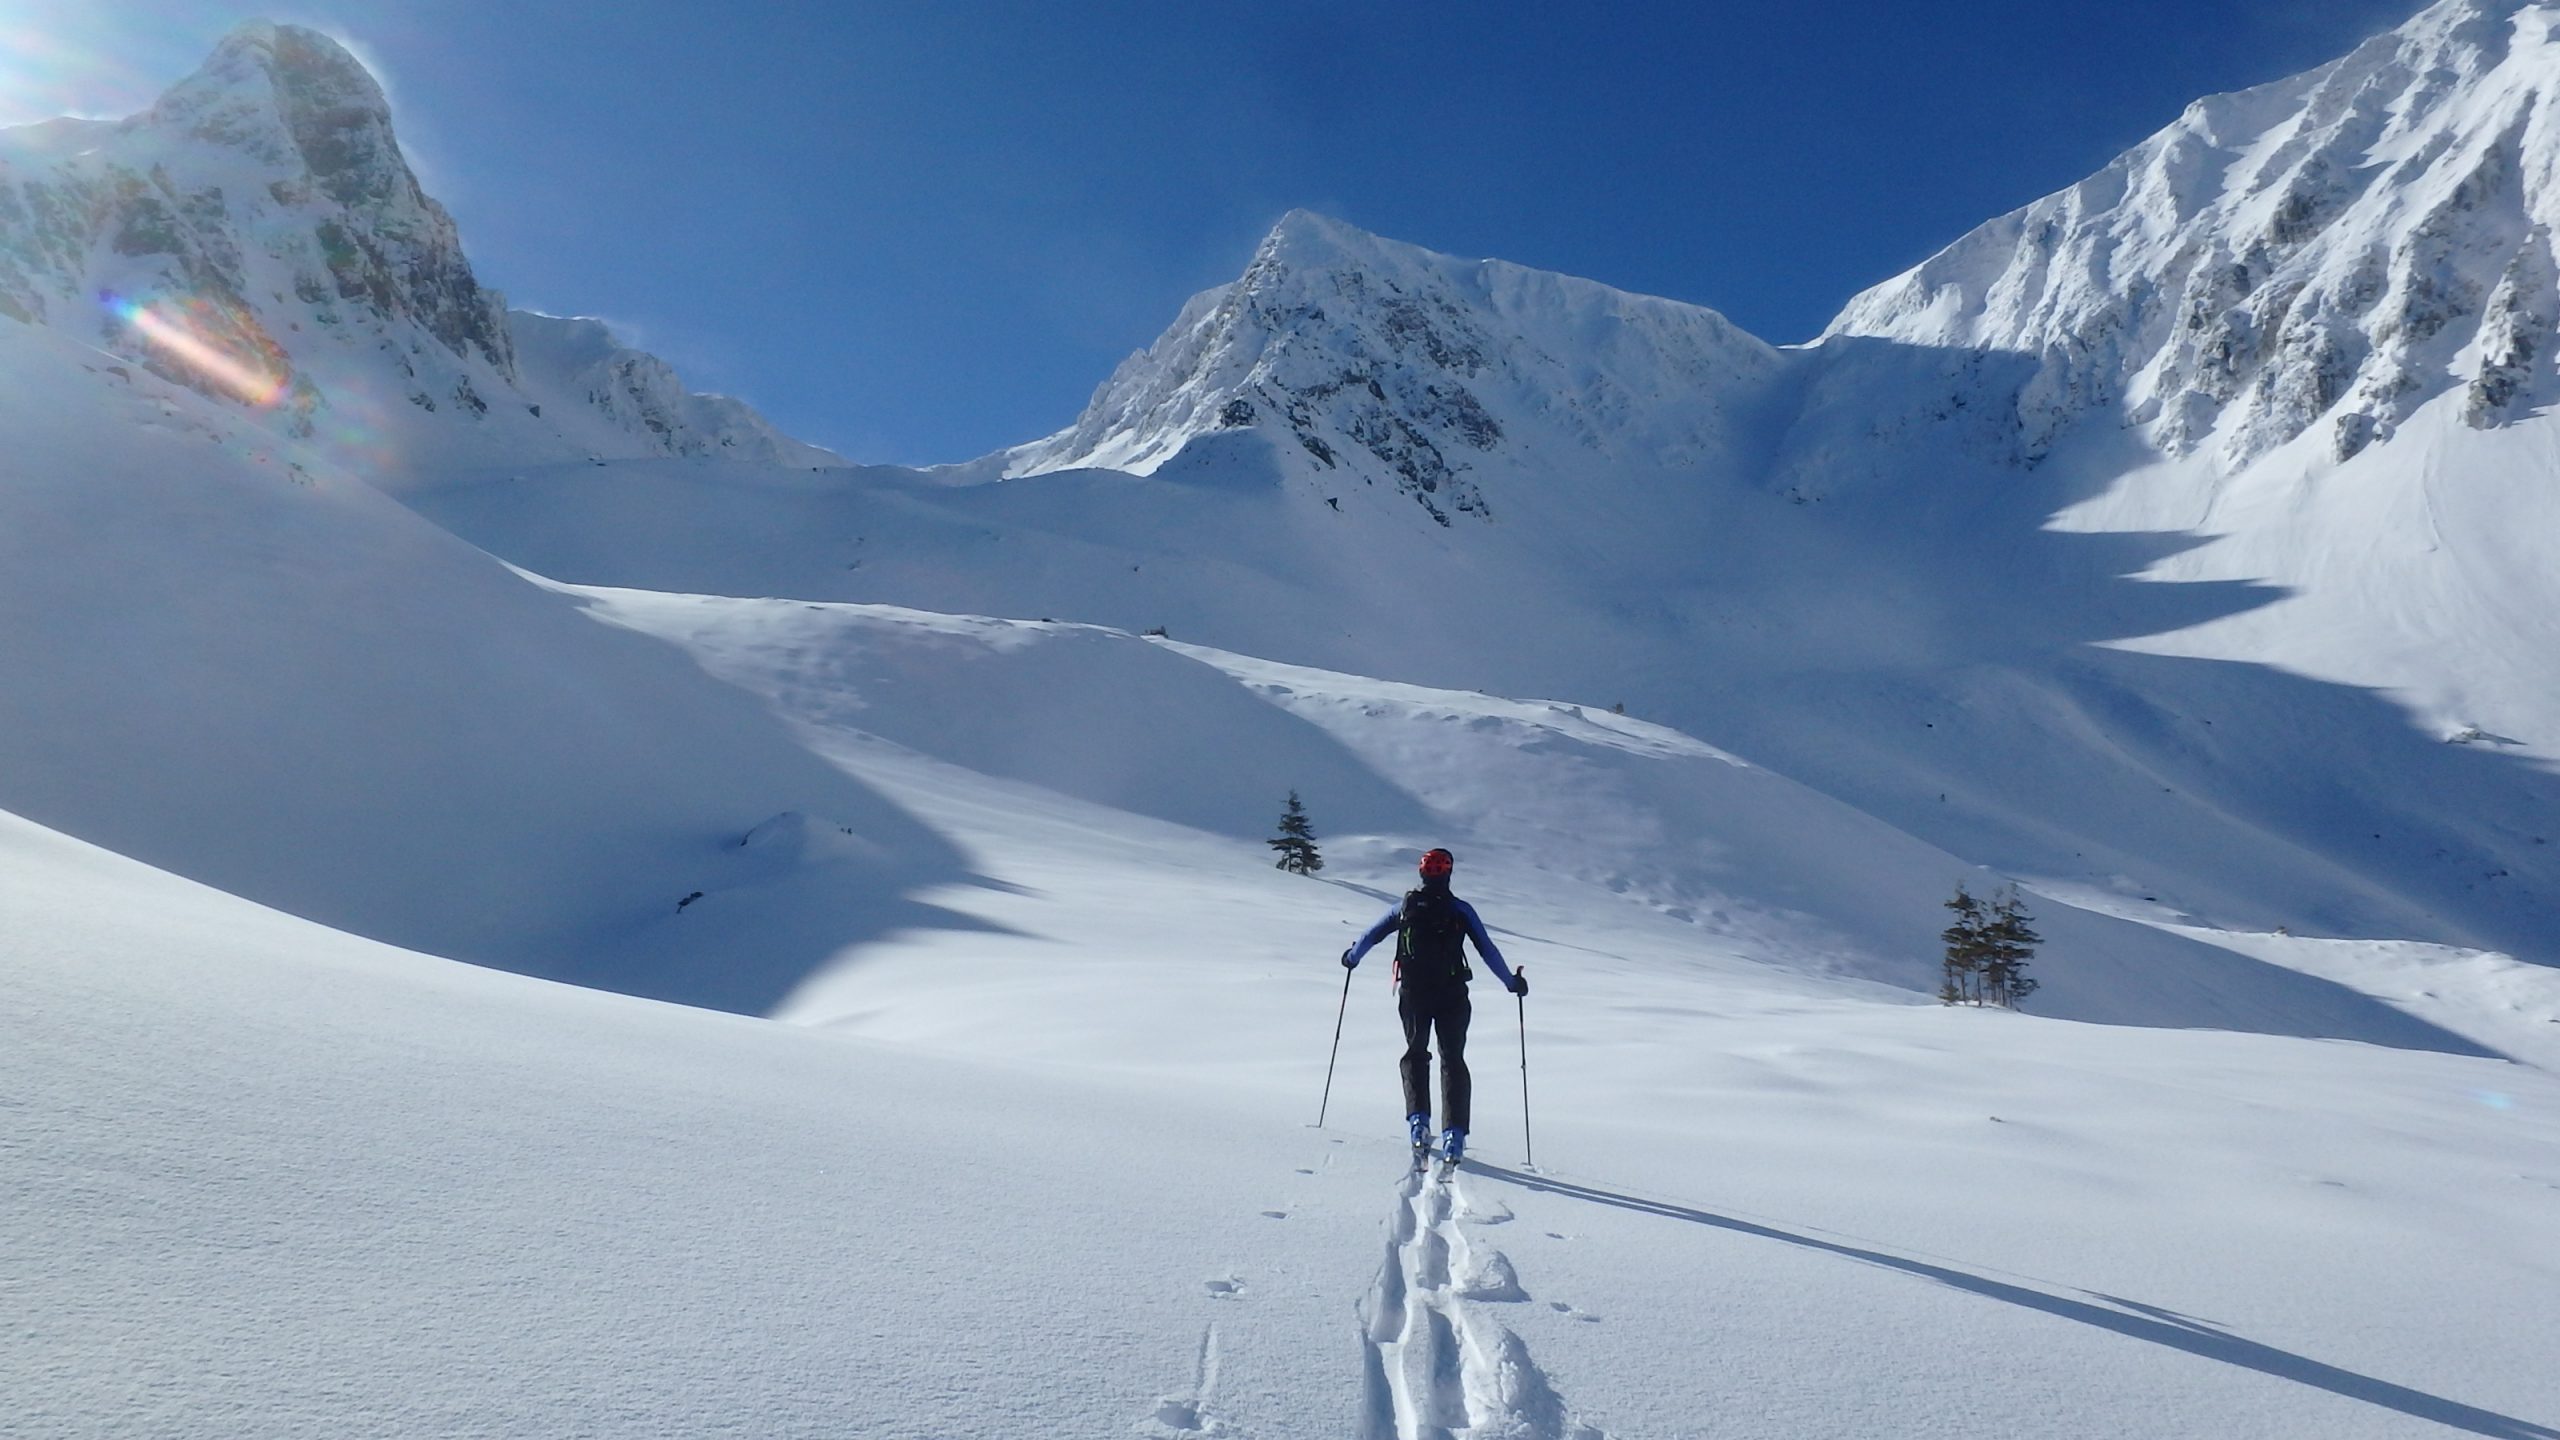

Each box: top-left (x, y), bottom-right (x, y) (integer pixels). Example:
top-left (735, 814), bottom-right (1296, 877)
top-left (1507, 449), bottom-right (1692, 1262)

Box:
top-left (1516, 967), bottom-right (1534, 1170)
top-left (1315, 965), bottom-right (1353, 1128)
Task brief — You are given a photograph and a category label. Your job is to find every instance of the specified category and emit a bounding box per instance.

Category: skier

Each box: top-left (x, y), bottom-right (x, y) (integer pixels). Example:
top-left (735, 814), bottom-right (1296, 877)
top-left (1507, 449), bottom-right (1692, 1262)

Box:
top-left (1340, 848), bottom-right (1526, 1172)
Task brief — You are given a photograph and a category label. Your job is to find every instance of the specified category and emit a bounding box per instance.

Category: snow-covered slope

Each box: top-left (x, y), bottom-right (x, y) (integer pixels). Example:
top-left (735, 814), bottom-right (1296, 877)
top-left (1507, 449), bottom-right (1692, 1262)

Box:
top-left (0, 315), bottom-right (930, 1011)
top-left (999, 210), bottom-right (1785, 525)
top-left (0, 22), bottom-right (834, 474)
top-left (1828, 0), bottom-right (2560, 468)
top-left (8, 295), bottom-right (2469, 1046)
top-left (405, 0), bottom-right (2560, 982)
top-left (11, 744), bottom-right (2560, 1439)
top-left (14, 9), bottom-right (2560, 1434)
top-left (408, 388), bottom-right (2560, 985)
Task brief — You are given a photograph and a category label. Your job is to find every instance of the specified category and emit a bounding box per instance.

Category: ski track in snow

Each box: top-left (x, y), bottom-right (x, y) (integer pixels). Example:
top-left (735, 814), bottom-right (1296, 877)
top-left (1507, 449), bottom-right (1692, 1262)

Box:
top-left (1361, 1168), bottom-right (1602, 1440)
top-left (1139, 1322), bottom-right (1234, 1437)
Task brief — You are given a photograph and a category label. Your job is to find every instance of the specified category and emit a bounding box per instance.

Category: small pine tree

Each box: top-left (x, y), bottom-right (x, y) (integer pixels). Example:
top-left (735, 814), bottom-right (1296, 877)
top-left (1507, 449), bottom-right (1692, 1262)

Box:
top-left (1980, 887), bottom-right (2043, 1008)
top-left (1939, 882), bottom-right (1989, 1005)
top-left (1268, 790), bottom-right (1324, 875)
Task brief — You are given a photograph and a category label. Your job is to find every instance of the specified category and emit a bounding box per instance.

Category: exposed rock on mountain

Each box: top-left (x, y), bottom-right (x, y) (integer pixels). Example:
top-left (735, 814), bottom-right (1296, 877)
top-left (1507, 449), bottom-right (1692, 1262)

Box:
top-left (1009, 4), bottom-right (2560, 510)
top-left (507, 311), bottom-right (835, 462)
top-left (1003, 210), bottom-right (1782, 524)
top-left (1827, 0), bottom-right (2560, 466)
top-left (0, 22), bottom-right (833, 471)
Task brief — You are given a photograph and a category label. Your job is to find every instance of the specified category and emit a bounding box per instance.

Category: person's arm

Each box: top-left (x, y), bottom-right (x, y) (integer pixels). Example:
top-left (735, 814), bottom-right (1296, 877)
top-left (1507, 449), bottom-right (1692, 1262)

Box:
top-left (1342, 899), bottom-right (1405, 968)
top-left (1453, 899), bottom-right (1520, 990)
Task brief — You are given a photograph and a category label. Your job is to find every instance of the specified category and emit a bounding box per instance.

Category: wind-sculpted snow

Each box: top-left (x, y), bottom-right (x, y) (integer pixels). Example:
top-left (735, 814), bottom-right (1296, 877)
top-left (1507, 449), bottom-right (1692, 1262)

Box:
top-left (1827, 0), bottom-right (2560, 467)
top-left (0, 22), bottom-right (833, 474)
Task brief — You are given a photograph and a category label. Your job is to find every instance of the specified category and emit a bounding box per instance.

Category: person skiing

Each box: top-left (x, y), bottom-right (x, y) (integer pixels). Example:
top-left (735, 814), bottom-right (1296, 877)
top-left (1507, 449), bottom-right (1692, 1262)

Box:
top-left (1340, 847), bottom-right (1526, 1171)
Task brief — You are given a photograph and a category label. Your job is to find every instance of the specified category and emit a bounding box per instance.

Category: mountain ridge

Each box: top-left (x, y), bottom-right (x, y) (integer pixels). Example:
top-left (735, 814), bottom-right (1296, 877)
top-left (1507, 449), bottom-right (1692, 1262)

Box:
top-left (1000, 208), bottom-right (1785, 524)
top-left (394, 0), bottom-right (2560, 978)
top-left (1825, 0), bottom-right (2560, 467)
top-left (1010, 1), bottom-right (2560, 505)
top-left (9, 10), bottom-right (2559, 981)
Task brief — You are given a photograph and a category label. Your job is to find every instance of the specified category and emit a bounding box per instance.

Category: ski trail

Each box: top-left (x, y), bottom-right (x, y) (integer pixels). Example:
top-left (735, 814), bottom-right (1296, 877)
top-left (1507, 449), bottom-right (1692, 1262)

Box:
top-left (1139, 1323), bottom-right (1235, 1436)
top-left (1359, 1168), bottom-right (1605, 1440)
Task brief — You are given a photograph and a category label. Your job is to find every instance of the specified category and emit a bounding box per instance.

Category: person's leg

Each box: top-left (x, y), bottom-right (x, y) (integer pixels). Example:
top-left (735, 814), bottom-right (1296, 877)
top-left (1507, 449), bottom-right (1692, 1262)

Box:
top-left (1436, 989), bottom-right (1475, 1134)
top-left (1398, 984), bottom-right (1436, 1125)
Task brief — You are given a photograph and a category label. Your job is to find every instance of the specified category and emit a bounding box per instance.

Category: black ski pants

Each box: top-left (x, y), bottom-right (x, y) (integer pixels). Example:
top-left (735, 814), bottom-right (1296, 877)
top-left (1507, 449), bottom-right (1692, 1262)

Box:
top-left (1398, 976), bottom-right (1473, 1132)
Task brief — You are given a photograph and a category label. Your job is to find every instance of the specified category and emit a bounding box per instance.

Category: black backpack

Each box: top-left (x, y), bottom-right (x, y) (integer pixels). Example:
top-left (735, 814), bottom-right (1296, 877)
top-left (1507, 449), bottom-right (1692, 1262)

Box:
top-left (1396, 887), bottom-right (1471, 982)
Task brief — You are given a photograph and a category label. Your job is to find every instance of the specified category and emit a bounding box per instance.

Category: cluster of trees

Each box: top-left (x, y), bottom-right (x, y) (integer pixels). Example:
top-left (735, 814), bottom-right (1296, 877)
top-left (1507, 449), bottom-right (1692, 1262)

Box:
top-left (1940, 882), bottom-right (2041, 1008)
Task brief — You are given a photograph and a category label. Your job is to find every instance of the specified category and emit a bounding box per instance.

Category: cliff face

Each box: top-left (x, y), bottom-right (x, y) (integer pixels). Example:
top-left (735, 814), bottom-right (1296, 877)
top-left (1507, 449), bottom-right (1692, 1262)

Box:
top-left (0, 22), bottom-right (833, 471)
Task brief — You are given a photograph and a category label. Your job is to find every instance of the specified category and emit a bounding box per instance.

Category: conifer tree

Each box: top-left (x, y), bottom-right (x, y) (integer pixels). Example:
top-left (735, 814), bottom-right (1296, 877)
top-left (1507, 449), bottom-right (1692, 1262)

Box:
top-left (1268, 790), bottom-right (1323, 875)
top-left (1980, 887), bottom-right (2043, 1008)
top-left (1939, 882), bottom-right (1988, 1005)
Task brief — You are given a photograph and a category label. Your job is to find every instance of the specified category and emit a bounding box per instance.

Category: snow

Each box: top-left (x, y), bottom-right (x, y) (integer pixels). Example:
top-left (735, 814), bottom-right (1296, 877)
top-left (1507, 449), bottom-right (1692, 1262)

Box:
top-left (1825, 0), bottom-right (2560, 469)
top-left (10, 780), bottom-right (2559, 1437)
top-left (9, 5), bottom-right (2560, 1437)
top-left (0, 320), bottom-right (950, 1011)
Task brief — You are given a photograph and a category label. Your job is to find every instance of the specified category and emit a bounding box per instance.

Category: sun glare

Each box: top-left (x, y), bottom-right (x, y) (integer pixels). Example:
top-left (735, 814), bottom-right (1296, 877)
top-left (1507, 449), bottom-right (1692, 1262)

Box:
top-left (105, 292), bottom-right (291, 407)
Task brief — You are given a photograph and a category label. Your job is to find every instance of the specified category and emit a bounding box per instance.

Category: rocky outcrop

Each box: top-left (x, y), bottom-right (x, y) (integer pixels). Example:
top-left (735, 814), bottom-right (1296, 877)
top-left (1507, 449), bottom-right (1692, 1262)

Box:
top-left (1826, 0), bottom-right (2560, 468)
top-left (1002, 211), bottom-right (1780, 524)
top-left (0, 22), bottom-right (832, 469)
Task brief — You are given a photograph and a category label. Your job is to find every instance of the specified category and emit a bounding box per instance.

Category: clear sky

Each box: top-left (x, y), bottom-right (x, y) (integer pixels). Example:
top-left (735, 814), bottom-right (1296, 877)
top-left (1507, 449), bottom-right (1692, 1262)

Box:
top-left (6, 0), bottom-right (2422, 464)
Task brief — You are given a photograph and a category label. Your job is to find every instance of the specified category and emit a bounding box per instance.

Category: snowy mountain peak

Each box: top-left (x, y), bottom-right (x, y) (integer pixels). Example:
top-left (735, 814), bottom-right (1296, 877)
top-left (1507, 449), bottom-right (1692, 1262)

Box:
top-left (1825, 0), bottom-right (2560, 467)
top-left (1001, 211), bottom-right (1780, 523)
top-left (148, 24), bottom-right (397, 184)
top-left (1260, 205), bottom-right (1373, 258)
top-left (0, 22), bottom-right (834, 473)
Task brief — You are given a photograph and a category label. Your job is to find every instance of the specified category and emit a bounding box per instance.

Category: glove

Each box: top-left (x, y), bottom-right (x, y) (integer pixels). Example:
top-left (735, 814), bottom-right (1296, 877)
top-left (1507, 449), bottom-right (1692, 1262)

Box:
top-left (1341, 948), bottom-right (1360, 970)
top-left (1508, 969), bottom-right (1529, 997)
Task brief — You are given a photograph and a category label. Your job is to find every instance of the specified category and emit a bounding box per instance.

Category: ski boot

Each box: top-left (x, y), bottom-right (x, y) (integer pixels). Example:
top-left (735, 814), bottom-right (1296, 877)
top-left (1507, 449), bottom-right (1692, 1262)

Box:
top-left (1437, 1127), bottom-right (1467, 1181)
top-left (1407, 1113), bottom-right (1434, 1171)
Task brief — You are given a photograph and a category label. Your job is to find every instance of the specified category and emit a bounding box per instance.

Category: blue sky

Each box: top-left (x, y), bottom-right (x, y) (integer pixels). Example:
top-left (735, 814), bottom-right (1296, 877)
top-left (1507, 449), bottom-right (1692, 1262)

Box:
top-left (9, 0), bottom-right (2421, 463)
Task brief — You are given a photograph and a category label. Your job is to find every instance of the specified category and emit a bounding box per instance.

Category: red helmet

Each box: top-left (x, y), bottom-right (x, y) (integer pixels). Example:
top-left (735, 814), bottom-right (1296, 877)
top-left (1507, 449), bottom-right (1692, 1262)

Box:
top-left (1418, 848), bottom-right (1455, 879)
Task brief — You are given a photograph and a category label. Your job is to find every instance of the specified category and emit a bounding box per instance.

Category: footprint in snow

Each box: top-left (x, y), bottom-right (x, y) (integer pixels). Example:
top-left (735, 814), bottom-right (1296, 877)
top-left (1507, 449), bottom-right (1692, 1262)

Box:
top-left (1549, 1300), bottom-right (1605, 1323)
top-left (1204, 1277), bottom-right (1245, 1299)
top-left (1455, 1250), bottom-right (1527, 1303)
top-left (1260, 1210), bottom-right (1288, 1220)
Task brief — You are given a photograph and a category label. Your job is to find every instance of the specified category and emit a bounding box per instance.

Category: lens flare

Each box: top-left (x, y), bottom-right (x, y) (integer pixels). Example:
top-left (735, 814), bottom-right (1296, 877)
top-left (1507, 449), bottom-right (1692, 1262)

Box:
top-left (103, 291), bottom-right (290, 407)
